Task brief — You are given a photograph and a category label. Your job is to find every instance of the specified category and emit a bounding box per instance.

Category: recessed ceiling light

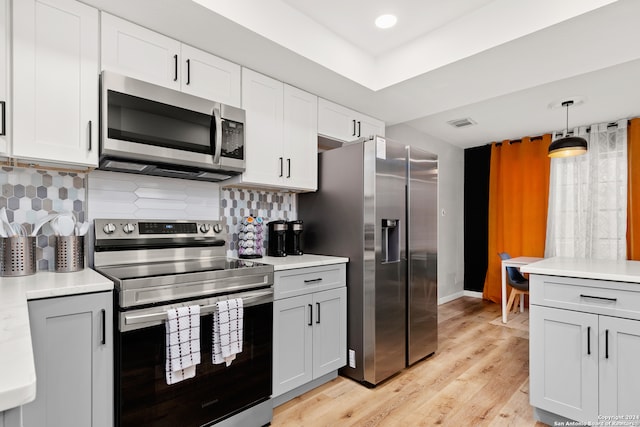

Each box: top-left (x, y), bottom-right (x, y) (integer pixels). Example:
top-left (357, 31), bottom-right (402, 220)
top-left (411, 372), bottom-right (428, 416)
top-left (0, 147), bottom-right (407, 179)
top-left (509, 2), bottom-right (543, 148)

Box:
top-left (375, 14), bottom-right (397, 29)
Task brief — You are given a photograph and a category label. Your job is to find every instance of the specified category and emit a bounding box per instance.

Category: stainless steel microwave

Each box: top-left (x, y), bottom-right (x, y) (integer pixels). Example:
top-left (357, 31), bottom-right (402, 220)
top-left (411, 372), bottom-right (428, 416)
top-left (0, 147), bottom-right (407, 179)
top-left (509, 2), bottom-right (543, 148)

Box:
top-left (99, 71), bottom-right (245, 182)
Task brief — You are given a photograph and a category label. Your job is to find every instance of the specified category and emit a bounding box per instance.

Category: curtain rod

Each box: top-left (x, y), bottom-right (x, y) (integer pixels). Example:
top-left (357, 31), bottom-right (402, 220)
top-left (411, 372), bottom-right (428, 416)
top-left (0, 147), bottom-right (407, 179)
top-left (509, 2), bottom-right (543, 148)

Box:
top-left (490, 119), bottom-right (632, 147)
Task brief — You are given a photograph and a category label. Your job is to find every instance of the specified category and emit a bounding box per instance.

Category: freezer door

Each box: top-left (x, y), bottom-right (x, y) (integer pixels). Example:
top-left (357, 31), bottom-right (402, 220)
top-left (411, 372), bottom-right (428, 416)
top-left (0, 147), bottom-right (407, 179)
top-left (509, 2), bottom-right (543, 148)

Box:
top-left (366, 137), bottom-right (408, 384)
top-left (407, 146), bottom-right (438, 365)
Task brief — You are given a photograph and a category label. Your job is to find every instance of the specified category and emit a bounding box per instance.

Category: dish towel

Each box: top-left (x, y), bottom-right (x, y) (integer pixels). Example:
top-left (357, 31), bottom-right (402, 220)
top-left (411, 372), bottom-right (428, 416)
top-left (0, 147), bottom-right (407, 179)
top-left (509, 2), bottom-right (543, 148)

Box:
top-left (165, 305), bottom-right (201, 385)
top-left (212, 298), bottom-right (244, 366)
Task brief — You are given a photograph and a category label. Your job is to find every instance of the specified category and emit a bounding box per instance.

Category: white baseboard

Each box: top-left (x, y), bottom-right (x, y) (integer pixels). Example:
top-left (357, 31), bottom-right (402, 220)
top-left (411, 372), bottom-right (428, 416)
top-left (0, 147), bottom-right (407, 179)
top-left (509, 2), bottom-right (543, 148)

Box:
top-left (438, 291), bottom-right (464, 305)
top-left (463, 290), bottom-right (483, 299)
top-left (438, 290), bottom-right (483, 305)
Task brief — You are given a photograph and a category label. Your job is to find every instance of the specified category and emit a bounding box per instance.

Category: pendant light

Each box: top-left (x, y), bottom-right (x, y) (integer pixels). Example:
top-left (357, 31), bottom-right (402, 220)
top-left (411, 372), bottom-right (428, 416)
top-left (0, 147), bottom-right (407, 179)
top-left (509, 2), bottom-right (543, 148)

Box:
top-left (548, 100), bottom-right (588, 158)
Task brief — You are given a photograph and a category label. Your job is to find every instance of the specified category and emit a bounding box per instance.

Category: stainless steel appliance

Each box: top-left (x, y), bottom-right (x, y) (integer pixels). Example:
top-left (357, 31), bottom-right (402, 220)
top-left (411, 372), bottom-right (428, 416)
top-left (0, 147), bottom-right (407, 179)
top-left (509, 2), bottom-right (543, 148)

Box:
top-left (298, 136), bottom-right (438, 386)
top-left (93, 219), bottom-right (274, 427)
top-left (267, 221), bottom-right (287, 257)
top-left (100, 71), bottom-right (245, 182)
top-left (285, 220), bottom-right (303, 256)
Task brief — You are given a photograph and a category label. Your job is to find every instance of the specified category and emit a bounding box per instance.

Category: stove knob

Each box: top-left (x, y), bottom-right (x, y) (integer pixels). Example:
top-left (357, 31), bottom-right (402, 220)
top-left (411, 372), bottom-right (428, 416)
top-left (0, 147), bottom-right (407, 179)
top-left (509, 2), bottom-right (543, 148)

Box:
top-left (102, 223), bottom-right (116, 234)
top-left (123, 223), bottom-right (136, 234)
top-left (212, 223), bottom-right (223, 234)
top-left (199, 224), bottom-right (211, 233)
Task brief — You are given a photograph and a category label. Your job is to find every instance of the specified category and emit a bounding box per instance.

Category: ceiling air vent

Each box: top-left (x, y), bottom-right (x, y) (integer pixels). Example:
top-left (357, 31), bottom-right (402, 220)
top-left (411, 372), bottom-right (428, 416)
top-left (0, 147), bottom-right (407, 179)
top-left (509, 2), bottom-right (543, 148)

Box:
top-left (447, 117), bottom-right (477, 128)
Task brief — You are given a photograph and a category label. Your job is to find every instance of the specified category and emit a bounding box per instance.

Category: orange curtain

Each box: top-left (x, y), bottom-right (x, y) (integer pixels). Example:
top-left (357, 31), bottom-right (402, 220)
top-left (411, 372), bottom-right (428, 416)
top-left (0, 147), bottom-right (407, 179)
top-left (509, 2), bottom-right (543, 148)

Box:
top-left (628, 118), bottom-right (640, 260)
top-left (483, 135), bottom-right (551, 303)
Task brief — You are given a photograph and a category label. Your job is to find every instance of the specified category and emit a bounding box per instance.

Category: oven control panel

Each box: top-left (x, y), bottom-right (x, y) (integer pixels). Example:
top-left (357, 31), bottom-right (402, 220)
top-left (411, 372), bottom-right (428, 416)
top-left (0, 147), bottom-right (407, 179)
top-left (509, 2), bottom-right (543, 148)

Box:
top-left (94, 219), bottom-right (225, 240)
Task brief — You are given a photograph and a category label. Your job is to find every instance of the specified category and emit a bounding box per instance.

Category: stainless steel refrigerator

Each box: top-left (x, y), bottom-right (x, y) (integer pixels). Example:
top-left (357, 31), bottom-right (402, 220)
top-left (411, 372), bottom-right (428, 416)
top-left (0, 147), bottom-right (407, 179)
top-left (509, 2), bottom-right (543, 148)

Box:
top-left (298, 136), bottom-right (438, 386)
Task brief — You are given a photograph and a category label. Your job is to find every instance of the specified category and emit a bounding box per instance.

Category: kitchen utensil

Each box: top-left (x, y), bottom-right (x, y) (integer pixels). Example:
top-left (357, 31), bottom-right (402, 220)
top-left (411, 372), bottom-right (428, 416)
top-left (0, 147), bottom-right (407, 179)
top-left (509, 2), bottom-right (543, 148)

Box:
top-left (11, 223), bottom-right (27, 237)
top-left (54, 215), bottom-right (76, 237)
top-left (77, 222), bottom-right (90, 236)
top-left (0, 207), bottom-right (16, 237)
top-left (31, 213), bottom-right (58, 236)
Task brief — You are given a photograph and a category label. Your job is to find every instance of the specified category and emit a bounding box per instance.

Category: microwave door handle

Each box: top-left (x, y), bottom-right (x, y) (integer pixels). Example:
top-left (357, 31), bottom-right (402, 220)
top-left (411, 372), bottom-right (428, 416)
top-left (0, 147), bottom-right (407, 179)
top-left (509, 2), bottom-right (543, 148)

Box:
top-left (211, 106), bottom-right (223, 165)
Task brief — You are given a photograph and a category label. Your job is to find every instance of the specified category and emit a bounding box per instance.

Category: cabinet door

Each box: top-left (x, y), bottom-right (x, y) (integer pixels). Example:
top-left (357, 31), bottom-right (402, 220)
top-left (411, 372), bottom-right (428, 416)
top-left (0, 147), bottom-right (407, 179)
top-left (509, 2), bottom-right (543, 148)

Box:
top-left (312, 287), bottom-right (347, 378)
top-left (0, 0), bottom-right (8, 157)
top-left (101, 12), bottom-right (180, 90)
top-left (273, 294), bottom-right (313, 397)
top-left (599, 316), bottom-right (640, 418)
top-left (357, 113), bottom-right (385, 139)
top-left (241, 68), bottom-right (284, 187)
top-left (13, 0), bottom-right (98, 167)
top-left (23, 292), bottom-right (113, 427)
top-left (283, 84), bottom-right (317, 191)
top-left (530, 305), bottom-right (599, 422)
top-left (180, 44), bottom-right (241, 107)
top-left (317, 98), bottom-right (356, 142)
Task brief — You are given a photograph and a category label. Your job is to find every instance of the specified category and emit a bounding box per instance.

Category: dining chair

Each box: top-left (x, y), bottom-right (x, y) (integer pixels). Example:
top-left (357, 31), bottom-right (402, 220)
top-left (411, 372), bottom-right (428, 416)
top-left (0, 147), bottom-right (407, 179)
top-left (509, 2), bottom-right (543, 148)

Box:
top-left (498, 252), bottom-right (530, 315)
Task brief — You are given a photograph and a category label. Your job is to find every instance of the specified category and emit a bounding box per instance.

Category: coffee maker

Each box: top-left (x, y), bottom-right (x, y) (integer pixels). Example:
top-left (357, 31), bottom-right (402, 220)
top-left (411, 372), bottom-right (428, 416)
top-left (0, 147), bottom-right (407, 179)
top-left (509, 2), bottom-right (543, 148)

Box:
top-left (286, 220), bottom-right (304, 255)
top-left (267, 220), bottom-right (287, 257)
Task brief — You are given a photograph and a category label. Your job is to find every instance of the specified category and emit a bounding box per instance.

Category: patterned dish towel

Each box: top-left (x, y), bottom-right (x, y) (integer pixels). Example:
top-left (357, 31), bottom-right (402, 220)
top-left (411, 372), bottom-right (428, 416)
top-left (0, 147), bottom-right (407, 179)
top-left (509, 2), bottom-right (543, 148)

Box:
top-left (165, 305), bottom-right (201, 385)
top-left (212, 298), bottom-right (244, 367)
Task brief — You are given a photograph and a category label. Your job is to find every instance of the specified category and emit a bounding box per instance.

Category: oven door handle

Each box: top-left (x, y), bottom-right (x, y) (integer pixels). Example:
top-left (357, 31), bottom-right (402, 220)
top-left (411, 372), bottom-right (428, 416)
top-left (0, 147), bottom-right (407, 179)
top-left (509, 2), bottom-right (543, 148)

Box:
top-left (122, 288), bottom-right (273, 329)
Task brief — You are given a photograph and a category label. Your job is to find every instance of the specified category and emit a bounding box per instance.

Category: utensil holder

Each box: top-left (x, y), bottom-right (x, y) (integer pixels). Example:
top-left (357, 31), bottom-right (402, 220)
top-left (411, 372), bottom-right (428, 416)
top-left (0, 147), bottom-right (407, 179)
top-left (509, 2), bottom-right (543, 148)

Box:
top-left (55, 235), bottom-right (84, 272)
top-left (1, 236), bottom-right (36, 277)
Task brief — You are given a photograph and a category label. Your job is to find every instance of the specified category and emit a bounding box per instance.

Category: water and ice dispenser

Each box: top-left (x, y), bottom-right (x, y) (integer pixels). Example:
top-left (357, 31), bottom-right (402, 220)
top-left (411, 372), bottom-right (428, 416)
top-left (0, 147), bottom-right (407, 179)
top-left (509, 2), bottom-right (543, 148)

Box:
top-left (381, 219), bottom-right (400, 263)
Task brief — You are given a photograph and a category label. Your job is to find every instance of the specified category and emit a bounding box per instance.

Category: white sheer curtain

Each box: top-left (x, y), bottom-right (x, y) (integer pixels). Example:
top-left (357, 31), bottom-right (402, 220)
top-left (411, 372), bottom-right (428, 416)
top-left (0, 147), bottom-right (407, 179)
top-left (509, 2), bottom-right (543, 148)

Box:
top-left (545, 120), bottom-right (628, 260)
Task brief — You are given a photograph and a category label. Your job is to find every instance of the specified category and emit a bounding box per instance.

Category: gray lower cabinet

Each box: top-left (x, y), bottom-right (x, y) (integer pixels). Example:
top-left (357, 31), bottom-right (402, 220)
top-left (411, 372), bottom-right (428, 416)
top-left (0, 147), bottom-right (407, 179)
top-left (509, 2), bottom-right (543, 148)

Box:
top-left (20, 291), bottom-right (113, 427)
top-left (529, 274), bottom-right (640, 425)
top-left (272, 264), bottom-right (347, 404)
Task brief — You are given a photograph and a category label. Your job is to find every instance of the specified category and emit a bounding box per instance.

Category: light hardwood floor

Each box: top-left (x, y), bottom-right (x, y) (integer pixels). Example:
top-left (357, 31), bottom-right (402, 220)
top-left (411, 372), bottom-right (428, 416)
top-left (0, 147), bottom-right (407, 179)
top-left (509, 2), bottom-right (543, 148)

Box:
top-left (272, 296), bottom-right (548, 427)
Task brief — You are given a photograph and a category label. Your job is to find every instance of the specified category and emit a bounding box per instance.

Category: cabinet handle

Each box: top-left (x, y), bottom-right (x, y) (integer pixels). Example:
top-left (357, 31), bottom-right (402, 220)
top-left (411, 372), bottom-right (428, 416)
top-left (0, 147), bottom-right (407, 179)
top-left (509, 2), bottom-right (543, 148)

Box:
top-left (352, 119), bottom-right (356, 136)
top-left (357, 121), bottom-right (361, 137)
top-left (605, 329), bottom-right (609, 359)
top-left (580, 294), bottom-right (617, 302)
top-left (287, 158), bottom-right (291, 178)
top-left (186, 59), bottom-right (191, 85)
top-left (173, 54), bottom-right (178, 81)
top-left (316, 302), bottom-right (320, 324)
top-left (587, 326), bottom-right (591, 355)
top-left (308, 304), bottom-right (313, 326)
top-left (279, 157), bottom-right (284, 177)
top-left (304, 278), bottom-right (323, 284)
top-left (0, 101), bottom-right (5, 136)
top-left (101, 309), bottom-right (106, 345)
top-left (88, 120), bottom-right (92, 151)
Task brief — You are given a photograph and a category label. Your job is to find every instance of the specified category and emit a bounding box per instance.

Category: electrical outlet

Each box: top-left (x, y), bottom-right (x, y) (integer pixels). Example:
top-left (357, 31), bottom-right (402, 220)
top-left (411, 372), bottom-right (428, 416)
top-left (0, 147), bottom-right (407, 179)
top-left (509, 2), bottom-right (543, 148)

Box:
top-left (348, 349), bottom-right (356, 368)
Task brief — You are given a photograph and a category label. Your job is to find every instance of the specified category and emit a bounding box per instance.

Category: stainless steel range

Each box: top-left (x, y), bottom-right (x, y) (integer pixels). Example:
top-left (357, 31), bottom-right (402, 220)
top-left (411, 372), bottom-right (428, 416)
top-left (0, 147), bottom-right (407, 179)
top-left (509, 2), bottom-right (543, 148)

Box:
top-left (93, 219), bottom-right (274, 427)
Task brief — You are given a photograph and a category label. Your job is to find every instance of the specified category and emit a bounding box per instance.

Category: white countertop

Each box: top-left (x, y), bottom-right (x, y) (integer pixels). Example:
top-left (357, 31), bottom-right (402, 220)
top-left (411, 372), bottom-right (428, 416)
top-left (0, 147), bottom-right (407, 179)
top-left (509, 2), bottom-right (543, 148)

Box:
top-left (257, 254), bottom-right (349, 271)
top-left (521, 257), bottom-right (640, 283)
top-left (0, 269), bottom-right (113, 412)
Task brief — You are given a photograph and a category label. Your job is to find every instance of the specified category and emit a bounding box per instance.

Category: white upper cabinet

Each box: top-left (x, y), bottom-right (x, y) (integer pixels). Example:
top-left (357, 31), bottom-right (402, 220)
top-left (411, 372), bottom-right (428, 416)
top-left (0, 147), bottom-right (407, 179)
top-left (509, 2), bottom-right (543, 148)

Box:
top-left (283, 84), bottom-right (318, 191)
top-left (179, 44), bottom-right (241, 106)
top-left (235, 68), bottom-right (317, 192)
top-left (241, 68), bottom-right (284, 188)
top-left (318, 98), bottom-right (384, 142)
top-left (12, 0), bottom-right (99, 167)
top-left (101, 12), bottom-right (181, 91)
top-left (101, 13), bottom-right (241, 107)
top-left (0, 0), bottom-right (9, 158)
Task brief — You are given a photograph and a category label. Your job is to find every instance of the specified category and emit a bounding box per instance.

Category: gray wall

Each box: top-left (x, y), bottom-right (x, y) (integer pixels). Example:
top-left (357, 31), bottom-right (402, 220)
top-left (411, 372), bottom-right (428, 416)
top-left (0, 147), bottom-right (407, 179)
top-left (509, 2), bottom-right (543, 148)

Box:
top-left (386, 124), bottom-right (465, 303)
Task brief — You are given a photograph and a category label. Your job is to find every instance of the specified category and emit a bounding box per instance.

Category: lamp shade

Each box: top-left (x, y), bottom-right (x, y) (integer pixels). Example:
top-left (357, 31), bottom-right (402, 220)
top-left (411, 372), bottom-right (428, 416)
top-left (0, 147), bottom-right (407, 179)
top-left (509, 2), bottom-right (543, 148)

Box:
top-left (548, 100), bottom-right (588, 158)
top-left (548, 135), bottom-right (588, 158)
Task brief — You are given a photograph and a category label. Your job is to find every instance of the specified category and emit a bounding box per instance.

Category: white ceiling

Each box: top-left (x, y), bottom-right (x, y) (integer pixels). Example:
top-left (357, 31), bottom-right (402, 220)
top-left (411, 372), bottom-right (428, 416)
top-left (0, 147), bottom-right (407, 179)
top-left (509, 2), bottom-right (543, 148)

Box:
top-left (279, 0), bottom-right (496, 57)
top-left (82, 0), bottom-right (640, 149)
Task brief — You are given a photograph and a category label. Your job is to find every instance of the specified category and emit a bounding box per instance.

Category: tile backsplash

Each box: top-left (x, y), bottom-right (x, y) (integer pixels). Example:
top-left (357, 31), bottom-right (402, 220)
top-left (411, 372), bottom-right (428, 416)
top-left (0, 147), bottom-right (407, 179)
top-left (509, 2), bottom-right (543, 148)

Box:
top-left (87, 171), bottom-right (220, 221)
top-left (87, 171), bottom-right (297, 258)
top-left (221, 188), bottom-right (296, 257)
top-left (0, 167), bottom-right (298, 271)
top-left (0, 166), bottom-right (86, 271)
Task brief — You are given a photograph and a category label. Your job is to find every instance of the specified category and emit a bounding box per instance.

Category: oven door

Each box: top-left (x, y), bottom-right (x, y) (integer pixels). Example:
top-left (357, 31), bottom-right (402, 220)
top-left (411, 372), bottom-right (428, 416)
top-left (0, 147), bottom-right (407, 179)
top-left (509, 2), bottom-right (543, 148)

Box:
top-left (115, 288), bottom-right (272, 427)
